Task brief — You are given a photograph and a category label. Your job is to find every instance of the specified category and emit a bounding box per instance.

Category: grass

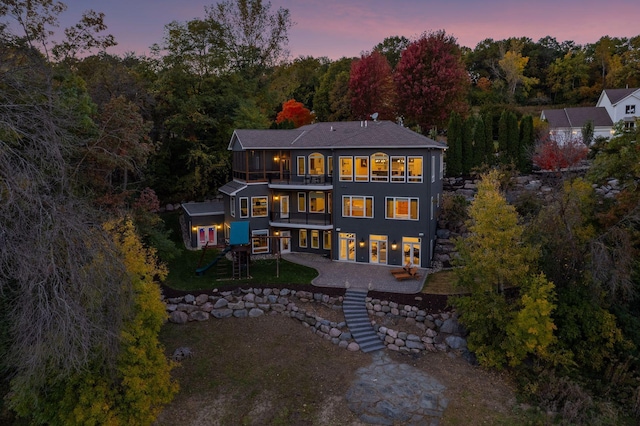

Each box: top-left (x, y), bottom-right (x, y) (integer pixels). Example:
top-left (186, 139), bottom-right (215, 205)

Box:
top-left (161, 212), bottom-right (318, 291)
top-left (422, 269), bottom-right (469, 295)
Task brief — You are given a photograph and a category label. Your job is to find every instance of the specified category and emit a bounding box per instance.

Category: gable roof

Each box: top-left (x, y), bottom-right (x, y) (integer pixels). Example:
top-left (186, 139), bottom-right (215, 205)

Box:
top-left (229, 120), bottom-right (447, 151)
top-left (602, 88), bottom-right (639, 105)
top-left (541, 107), bottom-right (613, 128)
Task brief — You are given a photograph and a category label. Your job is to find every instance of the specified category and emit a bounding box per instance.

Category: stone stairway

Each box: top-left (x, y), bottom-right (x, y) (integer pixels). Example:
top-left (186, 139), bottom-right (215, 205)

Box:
top-left (343, 289), bottom-right (385, 353)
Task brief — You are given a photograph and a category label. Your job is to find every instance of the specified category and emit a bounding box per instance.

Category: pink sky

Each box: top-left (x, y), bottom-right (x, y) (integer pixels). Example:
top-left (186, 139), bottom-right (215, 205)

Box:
top-left (55, 0), bottom-right (640, 59)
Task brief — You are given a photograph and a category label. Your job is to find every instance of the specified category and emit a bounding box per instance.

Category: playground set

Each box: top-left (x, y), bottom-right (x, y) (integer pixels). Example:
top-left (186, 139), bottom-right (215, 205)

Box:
top-left (195, 222), bottom-right (290, 279)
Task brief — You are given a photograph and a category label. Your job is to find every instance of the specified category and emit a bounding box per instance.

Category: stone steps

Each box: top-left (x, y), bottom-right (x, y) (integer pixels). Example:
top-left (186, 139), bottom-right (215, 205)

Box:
top-left (343, 289), bottom-right (385, 353)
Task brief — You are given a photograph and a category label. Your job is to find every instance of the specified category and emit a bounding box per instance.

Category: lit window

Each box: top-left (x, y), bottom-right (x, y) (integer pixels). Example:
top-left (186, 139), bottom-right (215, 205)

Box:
top-left (309, 153), bottom-right (324, 175)
top-left (355, 156), bottom-right (369, 181)
top-left (328, 156), bottom-right (333, 176)
top-left (386, 197), bottom-right (419, 220)
top-left (298, 192), bottom-right (306, 212)
top-left (251, 197), bottom-right (267, 217)
top-left (240, 197), bottom-right (249, 218)
top-left (299, 229), bottom-right (308, 247)
top-left (297, 156), bottom-right (305, 176)
top-left (391, 156), bottom-right (405, 182)
top-left (309, 191), bottom-right (325, 213)
top-left (252, 229), bottom-right (269, 254)
top-left (311, 230), bottom-right (320, 248)
top-left (339, 156), bottom-right (353, 181)
top-left (370, 152), bottom-right (389, 181)
top-left (408, 156), bottom-right (423, 183)
top-left (342, 196), bottom-right (373, 218)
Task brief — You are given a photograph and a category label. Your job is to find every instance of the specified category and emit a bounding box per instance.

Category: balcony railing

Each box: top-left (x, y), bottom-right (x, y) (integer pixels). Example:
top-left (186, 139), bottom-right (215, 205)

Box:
top-left (269, 173), bottom-right (332, 185)
top-left (270, 211), bottom-right (332, 226)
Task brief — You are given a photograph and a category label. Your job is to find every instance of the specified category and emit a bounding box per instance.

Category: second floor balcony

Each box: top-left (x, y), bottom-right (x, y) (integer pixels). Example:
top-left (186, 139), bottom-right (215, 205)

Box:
top-left (269, 211), bottom-right (332, 228)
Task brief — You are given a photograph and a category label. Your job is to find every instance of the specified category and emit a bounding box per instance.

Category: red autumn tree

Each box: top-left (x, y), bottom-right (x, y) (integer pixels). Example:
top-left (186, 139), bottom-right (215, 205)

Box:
top-left (275, 99), bottom-right (314, 128)
top-left (349, 50), bottom-right (397, 120)
top-left (394, 30), bottom-right (469, 132)
top-left (533, 135), bottom-right (588, 171)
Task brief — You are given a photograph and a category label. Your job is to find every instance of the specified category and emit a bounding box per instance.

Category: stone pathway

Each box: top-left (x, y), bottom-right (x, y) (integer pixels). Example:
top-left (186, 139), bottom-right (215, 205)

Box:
top-left (346, 351), bottom-right (448, 425)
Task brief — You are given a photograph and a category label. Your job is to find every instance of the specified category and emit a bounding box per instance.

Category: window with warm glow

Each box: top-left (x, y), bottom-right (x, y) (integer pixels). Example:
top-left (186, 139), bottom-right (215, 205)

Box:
top-left (391, 156), bottom-right (405, 182)
top-left (339, 156), bottom-right (353, 181)
top-left (309, 152), bottom-right (324, 175)
top-left (355, 156), bottom-right (369, 181)
top-left (309, 192), bottom-right (325, 213)
top-left (370, 152), bottom-right (389, 181)
top-left (343, 195), bottom-right (373, 218)
top-left (408, 156), bottom-right (423, 183)
top-left (251, 197), bottom-right (268, 217)
top-left (386, 197), bottom-right (418, 220)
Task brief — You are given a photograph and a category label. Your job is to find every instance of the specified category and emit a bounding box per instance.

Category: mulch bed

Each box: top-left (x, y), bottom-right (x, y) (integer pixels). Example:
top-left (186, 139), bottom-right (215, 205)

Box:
top-left (161, 283), bottom-right (451, 314)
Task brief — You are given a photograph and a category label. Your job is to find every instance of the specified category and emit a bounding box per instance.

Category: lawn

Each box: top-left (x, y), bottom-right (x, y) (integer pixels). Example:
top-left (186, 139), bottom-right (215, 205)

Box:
top-left (422, 269), bottom-right (469, 295)
top-left (161, 212), bottom-right (318, 291)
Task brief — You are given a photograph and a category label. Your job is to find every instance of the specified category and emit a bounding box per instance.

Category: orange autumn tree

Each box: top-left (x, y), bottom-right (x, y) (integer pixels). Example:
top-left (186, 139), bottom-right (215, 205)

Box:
top-left (276, 99), bottom-right (315, 128)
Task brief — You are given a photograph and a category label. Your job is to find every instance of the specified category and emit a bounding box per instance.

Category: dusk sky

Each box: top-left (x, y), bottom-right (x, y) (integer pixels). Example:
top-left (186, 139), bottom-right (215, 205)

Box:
top-left (57, 0), bottom-right (640, 59)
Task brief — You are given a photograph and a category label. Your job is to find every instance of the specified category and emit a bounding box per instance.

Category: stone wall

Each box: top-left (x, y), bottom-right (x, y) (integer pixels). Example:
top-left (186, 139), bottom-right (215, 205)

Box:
top-left (164, 288), bottom-right (469, 358)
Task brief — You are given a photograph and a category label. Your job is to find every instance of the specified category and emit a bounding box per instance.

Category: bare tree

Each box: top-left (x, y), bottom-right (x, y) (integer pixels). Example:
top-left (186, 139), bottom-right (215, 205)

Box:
top-left (0, 3), bottom-right (132, 409)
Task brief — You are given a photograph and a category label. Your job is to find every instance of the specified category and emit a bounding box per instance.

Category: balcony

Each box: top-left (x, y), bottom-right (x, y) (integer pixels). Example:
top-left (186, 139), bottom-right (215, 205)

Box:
top-left (269, 211), bottom-right (332, 229)
top-left (268, 173), bottom-right (333, 189)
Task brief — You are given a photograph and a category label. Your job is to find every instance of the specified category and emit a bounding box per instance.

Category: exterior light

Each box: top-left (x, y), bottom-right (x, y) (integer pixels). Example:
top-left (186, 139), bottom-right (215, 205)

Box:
top-left (274, 230), bottom-right (280, 236)
top-left (274, 195), bottom-right (279, 200)
top-left (391, 240), bottom-right (397, 250)
top-left (192, 226), bottom-right (198, 231)
top-left (359, 238), bottom-right (365, 248)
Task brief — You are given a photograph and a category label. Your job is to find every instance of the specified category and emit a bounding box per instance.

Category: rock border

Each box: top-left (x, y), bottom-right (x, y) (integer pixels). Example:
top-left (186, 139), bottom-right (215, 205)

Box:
top-left (164, 288), bottom-right (470, 358)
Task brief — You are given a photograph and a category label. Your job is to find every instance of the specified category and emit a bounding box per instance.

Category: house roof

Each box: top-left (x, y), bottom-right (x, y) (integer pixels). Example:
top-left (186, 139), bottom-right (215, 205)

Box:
top-left (602, 88), bottom-right (639, 105)
top-left (218, 180), bottom-right (247, 196)
top-left (229, 120), bottom-right (447, 151)
top-left (181, 201), bottom-right (225, 217)
top-left (541, 107), bottom-right (613, 128)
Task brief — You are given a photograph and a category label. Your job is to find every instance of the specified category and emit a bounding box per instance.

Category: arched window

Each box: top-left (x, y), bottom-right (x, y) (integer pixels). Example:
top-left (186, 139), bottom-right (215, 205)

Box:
top-left (370, 152), bottom-right (389, 181)
top-left (308, 152), bottom-right (324, 175)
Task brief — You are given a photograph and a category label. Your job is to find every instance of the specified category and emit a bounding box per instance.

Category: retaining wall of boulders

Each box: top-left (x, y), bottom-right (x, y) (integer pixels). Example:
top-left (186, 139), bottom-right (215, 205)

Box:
top-left (164, 287), bottom-right (469, 357)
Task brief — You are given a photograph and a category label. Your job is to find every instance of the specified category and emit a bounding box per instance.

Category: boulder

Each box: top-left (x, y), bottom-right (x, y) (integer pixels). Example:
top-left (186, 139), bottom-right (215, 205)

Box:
top-left (169, 310), bottom-right (188, 324)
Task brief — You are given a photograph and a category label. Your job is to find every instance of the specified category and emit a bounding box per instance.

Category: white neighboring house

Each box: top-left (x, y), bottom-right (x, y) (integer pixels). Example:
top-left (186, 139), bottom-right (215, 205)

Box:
top-left (596, 87), bottom-right (640, 131)
top-left (540, 107), bottom-right (613, 144)
top-left (541, 87), bottom-right (639, 144)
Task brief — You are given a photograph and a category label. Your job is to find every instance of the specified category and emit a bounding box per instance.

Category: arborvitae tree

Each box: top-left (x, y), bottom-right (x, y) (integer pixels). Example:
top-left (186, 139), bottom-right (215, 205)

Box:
top-left (446, 111), bottom-right (463, 176)
top-left (462, 116), bottom-right (475, 174)
top-left (498, 110), bottom-right (509, 156)
top-left (473, 115), bottom-right (487, 167)
top-left (507, 111), bottom-right (520, 163)
top-left (483, 112), bottom-right (494, 164)
top-left (519, 115), bottom-right (534, 173)
top-left (498, 110), bottom-right (519, 164)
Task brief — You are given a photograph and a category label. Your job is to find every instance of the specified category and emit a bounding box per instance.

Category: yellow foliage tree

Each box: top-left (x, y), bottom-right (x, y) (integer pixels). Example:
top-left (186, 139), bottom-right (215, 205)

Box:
top-left (454, 170), bottom-right (558, 368)
top-left (43, 219), bottom-right (178, 425)
top-left (499, 51), bottom-right (539, 100)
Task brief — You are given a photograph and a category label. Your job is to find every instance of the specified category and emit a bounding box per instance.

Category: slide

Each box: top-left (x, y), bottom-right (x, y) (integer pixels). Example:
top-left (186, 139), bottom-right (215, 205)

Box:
top-left (195, 246), bottom-right (231, 276)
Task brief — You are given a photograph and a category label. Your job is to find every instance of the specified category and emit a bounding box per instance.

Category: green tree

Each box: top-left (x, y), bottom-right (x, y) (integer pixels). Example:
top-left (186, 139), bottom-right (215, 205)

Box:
top-left (518, 115), bottom-right (534, 173)
top-left (461, 116), bottom-right (474, 174)
top-left (446, 111), bottom-right (463, 176)
top-left (472, 115), bottom-right (487, 167)
top-left (373, 35), bottom-right (409, 69)
top-left (313, 57), bottom-right (353, 121)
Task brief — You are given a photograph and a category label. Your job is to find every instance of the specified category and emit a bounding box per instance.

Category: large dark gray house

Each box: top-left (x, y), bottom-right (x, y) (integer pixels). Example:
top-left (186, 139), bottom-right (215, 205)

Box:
top-left (218, 120), bottom-right (446, 269)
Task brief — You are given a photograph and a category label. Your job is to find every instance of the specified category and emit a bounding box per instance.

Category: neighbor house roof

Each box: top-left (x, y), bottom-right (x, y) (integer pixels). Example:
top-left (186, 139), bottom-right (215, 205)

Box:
top-left (181, 201), bottom-right (225, 217)
top-left (541, 107), bottom-right (613, 128)
top-left (218, 180), bottom-right (247, 196)
top-left (601, 88), bottom-right (639, 105)
top-left (228, 120), bottom-right (447, 151)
